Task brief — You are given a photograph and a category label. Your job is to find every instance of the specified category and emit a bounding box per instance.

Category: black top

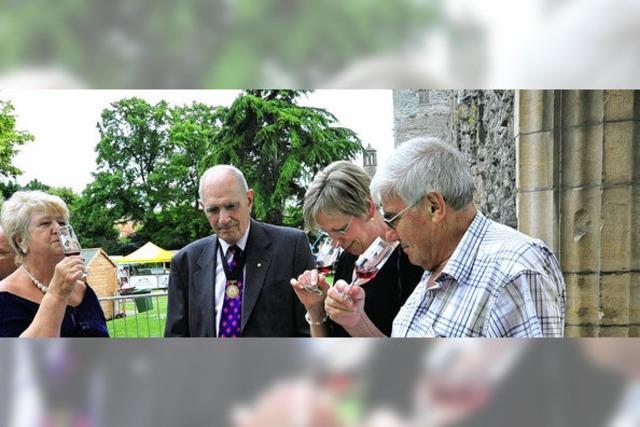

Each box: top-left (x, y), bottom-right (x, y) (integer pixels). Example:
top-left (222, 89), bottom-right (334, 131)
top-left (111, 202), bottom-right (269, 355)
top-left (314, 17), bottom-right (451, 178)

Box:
top-left (326, 246), bottom-right (423, 337)
top-left (0, 285), bottom-right (109, 337)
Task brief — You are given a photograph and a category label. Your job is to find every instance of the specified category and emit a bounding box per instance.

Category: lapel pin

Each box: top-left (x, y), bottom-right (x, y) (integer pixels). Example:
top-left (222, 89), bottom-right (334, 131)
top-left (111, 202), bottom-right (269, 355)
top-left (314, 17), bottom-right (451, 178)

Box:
top-left (257, 262), bottom-right (262, 268)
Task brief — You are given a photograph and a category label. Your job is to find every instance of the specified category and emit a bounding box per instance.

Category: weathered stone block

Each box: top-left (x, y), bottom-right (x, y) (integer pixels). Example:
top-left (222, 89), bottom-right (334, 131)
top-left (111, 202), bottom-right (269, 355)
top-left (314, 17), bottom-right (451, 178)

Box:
top-left (630, 272), bottom-right (640, 324)
top-left (517, 131), bottom-right (555, 191)
top-left (633, 186), bottom-right (640, 271)
top-left (600, 274), bottom-right (630, 326)
top-left (562, 90), bottom-right (604, 127)
top-left (598, 327), bottom-right (630, 337)
top-left (604, 90), bottom-right (639, 121)
top-left (564, 273), bottom-right (601, 325)
top-left (564, 325), bottom-right (599, 337)
top-left (561, 125), bottom-right (603, 188)
top-left (518, 190), bottom-right (557, 252)
top-left (600, 187), bottom-right (631, 272)
top-left (603, 121), bottom-right (634, 184)
top-left (517, 90), bottom-right (556, 134)
top-left (561, 187), bottom-right (602, 273)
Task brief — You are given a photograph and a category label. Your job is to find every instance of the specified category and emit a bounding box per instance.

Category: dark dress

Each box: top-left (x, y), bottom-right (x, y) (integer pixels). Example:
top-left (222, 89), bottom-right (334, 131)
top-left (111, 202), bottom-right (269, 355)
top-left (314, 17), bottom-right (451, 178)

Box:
top-left (326, 246), bottom-right (423, 337)
top-left (0, 285), bottom-right (109, 337)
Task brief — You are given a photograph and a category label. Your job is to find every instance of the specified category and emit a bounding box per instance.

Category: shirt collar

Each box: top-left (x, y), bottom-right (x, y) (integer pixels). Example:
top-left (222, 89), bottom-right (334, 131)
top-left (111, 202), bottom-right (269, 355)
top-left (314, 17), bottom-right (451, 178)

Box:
top-left (436, 210), bottom-right (490, 285)
top-left (217, 222), bottom-right (251, 255)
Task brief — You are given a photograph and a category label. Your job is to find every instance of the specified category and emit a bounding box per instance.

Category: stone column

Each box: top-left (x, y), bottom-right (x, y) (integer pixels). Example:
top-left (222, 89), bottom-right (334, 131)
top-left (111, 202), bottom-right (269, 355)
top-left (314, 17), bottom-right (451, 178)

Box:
top-left (517, 90), bottom-right (640, 337)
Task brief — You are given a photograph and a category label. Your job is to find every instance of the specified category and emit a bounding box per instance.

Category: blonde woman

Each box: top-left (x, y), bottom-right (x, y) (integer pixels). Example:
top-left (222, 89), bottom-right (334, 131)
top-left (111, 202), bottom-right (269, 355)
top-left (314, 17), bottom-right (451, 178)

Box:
top-left (0, 191), bottom-right (108, 337)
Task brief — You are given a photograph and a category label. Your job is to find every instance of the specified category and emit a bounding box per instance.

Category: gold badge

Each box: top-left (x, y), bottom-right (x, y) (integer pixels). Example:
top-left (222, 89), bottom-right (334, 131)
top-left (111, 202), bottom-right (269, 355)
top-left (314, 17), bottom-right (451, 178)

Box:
top-left (225, 280), bottom-right (240, 299)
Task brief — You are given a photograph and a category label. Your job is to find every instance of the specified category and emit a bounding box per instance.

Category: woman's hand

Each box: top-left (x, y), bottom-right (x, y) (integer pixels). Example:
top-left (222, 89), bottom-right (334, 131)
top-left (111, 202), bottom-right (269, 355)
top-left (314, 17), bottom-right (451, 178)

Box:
top-left (290, 269), bottom-right (330, 313)
top-left (48, 256), bottom-right (84, 299)
top-left (324, 280), bottom-right (366, 330)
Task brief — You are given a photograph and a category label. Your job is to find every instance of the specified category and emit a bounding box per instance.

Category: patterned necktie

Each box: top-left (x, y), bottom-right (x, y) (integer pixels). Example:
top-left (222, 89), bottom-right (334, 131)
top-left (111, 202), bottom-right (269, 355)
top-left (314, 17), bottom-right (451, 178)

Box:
top-left (219, 245), bottom-right (243, 338)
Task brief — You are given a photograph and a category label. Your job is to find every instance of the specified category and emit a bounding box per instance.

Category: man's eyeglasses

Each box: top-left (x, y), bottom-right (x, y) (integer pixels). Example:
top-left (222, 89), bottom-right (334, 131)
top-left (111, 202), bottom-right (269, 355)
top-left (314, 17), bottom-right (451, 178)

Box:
top-left (321, 216), bottom-right (354, 237)
top-left (382, 201), bottom-right (418, 230)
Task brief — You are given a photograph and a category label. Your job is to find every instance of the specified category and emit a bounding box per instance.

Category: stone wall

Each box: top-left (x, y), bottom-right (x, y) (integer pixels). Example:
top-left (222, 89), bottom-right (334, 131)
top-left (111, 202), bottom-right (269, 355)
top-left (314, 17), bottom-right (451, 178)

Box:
top-left (451, 90), bottom-right (516, 228)
top-left (393, 90), bottom-right (451, 145)
top-left (517, 90), bottom-right (640, 337)
top-left (392, 89), bottom-right (517, 228)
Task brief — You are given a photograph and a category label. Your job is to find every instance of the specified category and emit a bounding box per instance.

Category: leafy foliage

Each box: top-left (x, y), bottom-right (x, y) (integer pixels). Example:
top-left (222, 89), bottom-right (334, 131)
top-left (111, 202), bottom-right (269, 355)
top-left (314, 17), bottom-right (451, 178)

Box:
top-left (208, 90), bottom-right (362, 226)
top-left (0, 100), bottom-right (33, 179)
top-left (2, 91), bottom-right (365, 253)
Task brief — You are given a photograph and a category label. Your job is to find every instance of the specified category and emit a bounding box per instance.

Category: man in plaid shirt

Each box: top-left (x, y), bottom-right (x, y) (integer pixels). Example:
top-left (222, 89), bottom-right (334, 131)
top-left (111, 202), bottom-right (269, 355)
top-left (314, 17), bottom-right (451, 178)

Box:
top-left (325, 137), bottom-right (566, 337)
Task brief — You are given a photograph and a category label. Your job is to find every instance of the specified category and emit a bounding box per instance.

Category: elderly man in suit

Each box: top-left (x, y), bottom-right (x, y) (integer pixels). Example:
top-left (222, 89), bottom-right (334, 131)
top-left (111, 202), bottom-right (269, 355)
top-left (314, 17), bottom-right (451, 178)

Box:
top-left (164, 165), bottom-right (315, 337)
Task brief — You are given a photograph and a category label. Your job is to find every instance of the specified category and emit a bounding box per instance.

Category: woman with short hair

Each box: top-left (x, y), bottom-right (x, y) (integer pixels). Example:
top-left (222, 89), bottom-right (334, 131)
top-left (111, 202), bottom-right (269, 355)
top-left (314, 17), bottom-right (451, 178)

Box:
top-left (291, 161), bottom-right (423, 337)
top-left (0, 190), bottom-right (108, 337)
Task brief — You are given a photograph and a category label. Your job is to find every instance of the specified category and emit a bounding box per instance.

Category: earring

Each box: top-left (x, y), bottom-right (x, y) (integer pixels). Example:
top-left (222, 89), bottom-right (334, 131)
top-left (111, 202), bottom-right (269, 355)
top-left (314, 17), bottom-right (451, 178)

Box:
top-left (21, 246), bottom-right (28, 255)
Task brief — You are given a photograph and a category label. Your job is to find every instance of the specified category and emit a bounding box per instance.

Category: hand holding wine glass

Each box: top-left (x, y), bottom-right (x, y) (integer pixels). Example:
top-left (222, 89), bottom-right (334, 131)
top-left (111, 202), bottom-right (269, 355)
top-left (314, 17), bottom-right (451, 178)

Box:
top-left (290, 269), bottom-right (330, 308)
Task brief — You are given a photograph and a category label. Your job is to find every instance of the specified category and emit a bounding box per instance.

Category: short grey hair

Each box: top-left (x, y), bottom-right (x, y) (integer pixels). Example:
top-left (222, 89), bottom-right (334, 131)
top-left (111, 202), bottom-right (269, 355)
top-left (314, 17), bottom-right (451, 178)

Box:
top-left (199, 165), bottom-right (249, 200)
top-left (1, 190), bottom-right (70, 260)
top-left (370, 137), bottom-right (475, 210)
top-left (303, 161), bottom-right (372, 232)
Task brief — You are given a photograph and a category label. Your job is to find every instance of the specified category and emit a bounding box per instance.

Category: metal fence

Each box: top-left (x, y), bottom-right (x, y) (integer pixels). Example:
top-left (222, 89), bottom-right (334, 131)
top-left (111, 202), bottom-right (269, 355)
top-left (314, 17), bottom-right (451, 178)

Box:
top-left (99, 290), bottom-right (168, 338)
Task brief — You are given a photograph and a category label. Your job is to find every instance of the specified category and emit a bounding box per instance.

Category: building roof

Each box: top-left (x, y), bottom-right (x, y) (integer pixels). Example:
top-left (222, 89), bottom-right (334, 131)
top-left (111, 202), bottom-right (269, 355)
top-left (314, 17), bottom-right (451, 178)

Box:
top-left (81, 248), bottom-right (117, 268)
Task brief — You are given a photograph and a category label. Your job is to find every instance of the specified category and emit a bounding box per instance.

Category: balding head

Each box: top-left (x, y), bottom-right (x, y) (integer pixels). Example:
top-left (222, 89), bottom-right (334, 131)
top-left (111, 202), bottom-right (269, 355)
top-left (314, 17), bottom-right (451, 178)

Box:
top-left (198, 165), bottom-right (253, 245)
top-left (199, 165), bottom-right (248, 201)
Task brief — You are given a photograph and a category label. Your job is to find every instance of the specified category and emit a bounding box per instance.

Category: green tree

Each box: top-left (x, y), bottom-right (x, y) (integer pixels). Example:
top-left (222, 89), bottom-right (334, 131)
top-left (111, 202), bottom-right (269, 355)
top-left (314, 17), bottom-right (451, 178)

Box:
top-left (0, 180), bottom-right (21, 199)
top-left (136, 102), bottom-right (227, 248)
top-left (208, 90), bottom-right (362, 226)
top-left (70, 183), bottom-right (121, 254)
top-left (94, 97), bottom-right (172, 223)
top-left (93, 98), bottom-right (225, 250)
top-left (0, 100), bottom-right (33, 180)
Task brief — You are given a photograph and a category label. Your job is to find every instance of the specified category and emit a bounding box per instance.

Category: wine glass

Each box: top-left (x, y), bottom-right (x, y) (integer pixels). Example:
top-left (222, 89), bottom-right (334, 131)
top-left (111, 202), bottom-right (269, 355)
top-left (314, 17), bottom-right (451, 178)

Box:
top-left (350, 237), bottom-right (399, 286)
top-left (337, 237), bottom-right (399, 299)
top-left (316, 238), bottom-right (342, 274)
top-left (58, 224), bottom-right (86, 276)
top-left (58, 224), bottom-right (82, 256)
top-left (304, 238), bottom-right (342, 295)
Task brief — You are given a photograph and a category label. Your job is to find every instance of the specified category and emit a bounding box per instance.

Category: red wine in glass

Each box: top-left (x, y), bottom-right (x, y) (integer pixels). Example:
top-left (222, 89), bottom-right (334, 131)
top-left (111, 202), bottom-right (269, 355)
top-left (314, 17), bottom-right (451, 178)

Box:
top-left (58, 225), bottom-right (82, 256)
top-left (58, 224), bottom-right (86, 276)
top-left (305, 240), bottom-right (342, 294)
top-left (317, 265), bottom-right (333, 275)
top-left (349, 237), bottom-right (399, 287)
top-left (336, 237), bottom-right (399, 301)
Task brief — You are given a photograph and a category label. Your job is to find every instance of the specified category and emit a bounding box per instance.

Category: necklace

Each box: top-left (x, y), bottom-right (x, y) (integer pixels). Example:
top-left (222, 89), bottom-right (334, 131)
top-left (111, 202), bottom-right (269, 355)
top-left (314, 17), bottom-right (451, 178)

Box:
top-left (22, 266), bottom-right (49, 293)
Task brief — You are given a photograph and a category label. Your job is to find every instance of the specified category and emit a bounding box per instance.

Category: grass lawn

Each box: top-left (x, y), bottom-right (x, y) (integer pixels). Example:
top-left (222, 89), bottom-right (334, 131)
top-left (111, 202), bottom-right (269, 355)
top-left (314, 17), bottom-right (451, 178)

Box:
top-left (106, 293), bottom-right (167, 338)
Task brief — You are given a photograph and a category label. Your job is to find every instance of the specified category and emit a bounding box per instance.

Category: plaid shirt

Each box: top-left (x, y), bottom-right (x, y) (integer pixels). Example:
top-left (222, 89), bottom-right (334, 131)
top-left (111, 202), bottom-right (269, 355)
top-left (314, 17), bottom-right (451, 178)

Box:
top-left (392, 212), bottom-right (566, 337)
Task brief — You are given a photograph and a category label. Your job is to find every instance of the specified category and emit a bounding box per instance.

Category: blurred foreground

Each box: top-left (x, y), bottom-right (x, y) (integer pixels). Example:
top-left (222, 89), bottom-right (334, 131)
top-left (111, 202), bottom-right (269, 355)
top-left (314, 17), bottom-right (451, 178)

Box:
top-left (1, 340), bottom-right (639, 427)
top-left (1, 0), bottom-right (639, 88)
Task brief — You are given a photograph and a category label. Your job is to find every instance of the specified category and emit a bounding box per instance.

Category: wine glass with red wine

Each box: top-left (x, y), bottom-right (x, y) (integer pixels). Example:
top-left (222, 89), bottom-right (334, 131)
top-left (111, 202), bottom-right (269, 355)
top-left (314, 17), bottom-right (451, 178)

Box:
top-left (58, 224), bottom-right (86, 276)
top-left (304, 238), bottom-right (342, 294)
top-left (338, 237), bottom-right (398, 299)
top-left (58, 225), bottom-right (82, 256)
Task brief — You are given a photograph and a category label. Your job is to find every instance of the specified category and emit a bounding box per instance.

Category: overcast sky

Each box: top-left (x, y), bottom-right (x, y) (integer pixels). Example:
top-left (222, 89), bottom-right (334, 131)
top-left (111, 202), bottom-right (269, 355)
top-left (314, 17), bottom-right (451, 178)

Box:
top-left (1, 89), bottom-right (395, 193)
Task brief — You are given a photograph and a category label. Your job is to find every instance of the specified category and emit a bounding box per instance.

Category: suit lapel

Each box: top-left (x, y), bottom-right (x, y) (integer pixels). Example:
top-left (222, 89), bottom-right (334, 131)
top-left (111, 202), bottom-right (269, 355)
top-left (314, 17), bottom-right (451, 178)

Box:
top-left (242, 220), bottom-right (273, 332)
top-left (194, 236), bottom-right (218, 337)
